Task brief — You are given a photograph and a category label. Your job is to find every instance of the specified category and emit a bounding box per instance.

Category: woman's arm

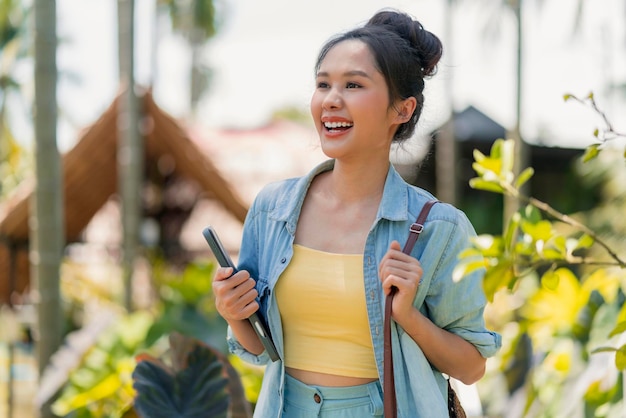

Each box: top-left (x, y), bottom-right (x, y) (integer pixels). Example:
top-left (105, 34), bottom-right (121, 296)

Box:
top-left (396, 307), bottom-right (486, 384)
top-left (379, 241), bottom-right (486, 384)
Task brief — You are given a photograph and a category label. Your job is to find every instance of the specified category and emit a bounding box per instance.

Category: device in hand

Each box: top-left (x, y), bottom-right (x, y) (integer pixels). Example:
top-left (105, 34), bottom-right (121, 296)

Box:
top-left (202, 226), bottom-right (279, 362)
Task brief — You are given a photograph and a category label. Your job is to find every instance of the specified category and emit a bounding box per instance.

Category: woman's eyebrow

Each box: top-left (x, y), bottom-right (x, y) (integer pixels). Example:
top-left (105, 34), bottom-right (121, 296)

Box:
top-left (316, 70), bottom-right (371, 79)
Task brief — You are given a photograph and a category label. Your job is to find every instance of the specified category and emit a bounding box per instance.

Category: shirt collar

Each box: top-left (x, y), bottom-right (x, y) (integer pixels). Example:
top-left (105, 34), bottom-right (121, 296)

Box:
top-left (272, 159), bottom-right (411, 232)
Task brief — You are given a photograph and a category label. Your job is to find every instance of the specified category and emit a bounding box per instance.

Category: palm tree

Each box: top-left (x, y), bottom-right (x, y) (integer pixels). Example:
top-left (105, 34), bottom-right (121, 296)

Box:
top-left (505, 0), bottom-right (527, 226)
top-left (32, 0), bottom-right (63, 416)
top-left (117, 0), bottom-right (142, 312)
top-left (436, 0), bottom-right (459, 206)
top-left (115, 1), bottom-right (217, 312)
top-left (158, 0), bottom-right (217, 114)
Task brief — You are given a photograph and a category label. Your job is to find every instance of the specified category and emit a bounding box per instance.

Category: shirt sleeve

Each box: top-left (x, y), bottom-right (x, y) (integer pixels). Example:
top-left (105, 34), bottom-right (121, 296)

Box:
top-left (225, 192), bottom-right (274, 365)
top-left (423, 208), bottom-right (502, 358)
top-left (227, 326), bottom-right (272, 365)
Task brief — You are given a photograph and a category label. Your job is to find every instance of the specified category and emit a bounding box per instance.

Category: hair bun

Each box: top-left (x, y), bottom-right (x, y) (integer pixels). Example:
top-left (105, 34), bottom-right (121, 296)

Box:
top-left (366, 9), bottom-right (442, 76)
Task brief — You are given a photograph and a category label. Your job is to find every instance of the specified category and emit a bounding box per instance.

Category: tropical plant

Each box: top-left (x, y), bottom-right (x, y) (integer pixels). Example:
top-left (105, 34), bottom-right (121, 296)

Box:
top-left (133, 332), bottom-right (252, 418)
top-left (457, 97), bottom-right (626, 416)
top-left (41, 259), bottom-right (259, 417)
top-left (49, 310), bottom-right (151, 417)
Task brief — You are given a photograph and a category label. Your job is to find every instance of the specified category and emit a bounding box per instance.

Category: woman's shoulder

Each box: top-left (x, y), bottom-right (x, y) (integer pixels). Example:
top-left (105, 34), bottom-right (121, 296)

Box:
top-left (252, 177), bottom-right (301, 209)
top-left (405, 184), bottom-right (473, 230)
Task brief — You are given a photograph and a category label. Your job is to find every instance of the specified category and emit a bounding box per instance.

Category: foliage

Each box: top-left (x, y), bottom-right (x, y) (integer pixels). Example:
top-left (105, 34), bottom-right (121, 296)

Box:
top-left (44, 259), bottom-right (253, 417)
top-left (459, 99), bottom-right (626, 416)
top-left (227, 355), bottom-right (264, 408)
top-left (50, 311), bottom-right (152, 417)
top-left (148, 259), bottom-right (228, 351)
top-left (159, 0), bottom-right (218, 40)
top-left (0, 0), bottom-right (31, 198)
top-left (133, 334), bottom-right (232, 418)
top-left (564, 92), bottom-right (626, 161)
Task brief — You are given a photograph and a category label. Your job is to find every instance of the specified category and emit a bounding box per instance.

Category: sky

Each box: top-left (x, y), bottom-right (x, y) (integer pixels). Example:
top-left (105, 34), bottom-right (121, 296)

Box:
top-left (51, 0), bottom-right (626, 151)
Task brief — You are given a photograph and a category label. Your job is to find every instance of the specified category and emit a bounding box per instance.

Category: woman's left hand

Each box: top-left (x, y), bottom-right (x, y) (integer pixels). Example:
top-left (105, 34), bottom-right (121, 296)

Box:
top-left (378, 240), bottom-right (422, 321)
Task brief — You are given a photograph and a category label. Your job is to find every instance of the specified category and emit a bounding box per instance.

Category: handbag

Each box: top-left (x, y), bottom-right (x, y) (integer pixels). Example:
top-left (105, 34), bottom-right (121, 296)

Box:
top-left (383, 200), bottom-right (466, 418)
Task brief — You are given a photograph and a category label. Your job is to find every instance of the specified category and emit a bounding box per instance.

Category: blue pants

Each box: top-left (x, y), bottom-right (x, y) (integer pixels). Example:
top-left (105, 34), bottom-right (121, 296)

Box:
top-left (282, 374), bottom-right (384, 417)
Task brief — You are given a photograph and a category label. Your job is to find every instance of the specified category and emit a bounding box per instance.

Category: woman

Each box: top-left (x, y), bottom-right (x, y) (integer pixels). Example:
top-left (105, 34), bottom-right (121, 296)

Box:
top-left (212, 9), bottom-right (501, 417)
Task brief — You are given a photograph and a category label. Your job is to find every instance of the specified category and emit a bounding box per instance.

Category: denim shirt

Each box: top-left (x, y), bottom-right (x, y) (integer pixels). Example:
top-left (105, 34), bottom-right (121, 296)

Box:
top-left (227, 159), bottom-right (501, 418)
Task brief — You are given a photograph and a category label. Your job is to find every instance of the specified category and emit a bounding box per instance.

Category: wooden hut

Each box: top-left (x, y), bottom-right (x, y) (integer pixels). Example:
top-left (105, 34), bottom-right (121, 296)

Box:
top-left (0, 91), bottom-right (248, 304)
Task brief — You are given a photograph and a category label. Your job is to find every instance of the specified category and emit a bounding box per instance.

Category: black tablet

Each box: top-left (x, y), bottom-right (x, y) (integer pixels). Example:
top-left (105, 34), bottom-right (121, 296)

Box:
top-left (202, 226), bottom-right (279, 362)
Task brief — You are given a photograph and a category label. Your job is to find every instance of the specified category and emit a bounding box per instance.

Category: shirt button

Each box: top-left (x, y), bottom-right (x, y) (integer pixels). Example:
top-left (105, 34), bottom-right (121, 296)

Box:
top-left (313, 393), bottom-right (321, 403)
top-left (280, 257), bottom-right (287, 263)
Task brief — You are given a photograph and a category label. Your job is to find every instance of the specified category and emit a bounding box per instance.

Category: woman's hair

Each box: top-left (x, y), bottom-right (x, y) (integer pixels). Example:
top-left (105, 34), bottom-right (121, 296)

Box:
top-left (315, 9), bottom-right (443, 142)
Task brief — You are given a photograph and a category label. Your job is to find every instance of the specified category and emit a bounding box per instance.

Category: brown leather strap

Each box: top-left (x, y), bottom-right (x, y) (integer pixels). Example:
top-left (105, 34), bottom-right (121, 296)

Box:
top-left (384, 200), bottom-right (439, 418)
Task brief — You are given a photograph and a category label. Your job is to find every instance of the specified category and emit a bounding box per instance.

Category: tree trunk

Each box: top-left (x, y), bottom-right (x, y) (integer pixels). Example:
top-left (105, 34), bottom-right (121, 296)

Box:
top-left (32, 1), bottom-right (63, 416)
top-left (435, 0), bottom-right (459, 206)
top-left (504, 0), bottom-right (530, 227)
top-left (117, 0), bottom-right (142, 312)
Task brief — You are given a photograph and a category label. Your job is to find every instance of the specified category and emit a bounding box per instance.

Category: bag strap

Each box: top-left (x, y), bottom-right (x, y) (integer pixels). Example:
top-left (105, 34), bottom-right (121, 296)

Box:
top-left (384, 200), bottom-right (439, 418)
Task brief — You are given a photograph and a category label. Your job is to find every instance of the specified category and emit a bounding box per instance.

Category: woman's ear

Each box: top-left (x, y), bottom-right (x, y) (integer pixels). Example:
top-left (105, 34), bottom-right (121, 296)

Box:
top-left (395, 97), bottom-right (417, 123)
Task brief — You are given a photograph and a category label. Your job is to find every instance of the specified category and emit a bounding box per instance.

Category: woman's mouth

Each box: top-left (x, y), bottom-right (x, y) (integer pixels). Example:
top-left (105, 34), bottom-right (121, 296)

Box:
top-left (323, 121), bottom-right (354, 132)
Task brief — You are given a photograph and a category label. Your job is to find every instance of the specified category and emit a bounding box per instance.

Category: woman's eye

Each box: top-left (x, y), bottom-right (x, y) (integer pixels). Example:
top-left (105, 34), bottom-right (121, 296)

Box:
top-left (316, 81), bottom-right (329, 89)
top-left (346, 82), bottom-right (361, 89)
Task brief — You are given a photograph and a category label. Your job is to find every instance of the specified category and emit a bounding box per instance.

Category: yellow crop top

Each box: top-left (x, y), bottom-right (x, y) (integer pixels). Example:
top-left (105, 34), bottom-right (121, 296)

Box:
top-left (275, 244), bottom-right (378, 378)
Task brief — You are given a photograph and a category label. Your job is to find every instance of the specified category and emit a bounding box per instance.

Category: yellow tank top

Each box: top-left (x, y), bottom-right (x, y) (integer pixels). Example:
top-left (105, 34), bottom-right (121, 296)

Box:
top-left (275, 244), bottom-right (378, 378)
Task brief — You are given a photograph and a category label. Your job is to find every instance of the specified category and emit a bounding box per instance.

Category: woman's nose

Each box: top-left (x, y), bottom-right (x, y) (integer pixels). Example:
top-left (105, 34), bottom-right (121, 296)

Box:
top-left (322, 88), bottom-right (342, 110)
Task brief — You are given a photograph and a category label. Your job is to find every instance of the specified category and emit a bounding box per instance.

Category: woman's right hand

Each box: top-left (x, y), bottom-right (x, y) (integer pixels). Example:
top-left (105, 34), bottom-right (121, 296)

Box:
top-left (212, 267), bottom-right (260, 322)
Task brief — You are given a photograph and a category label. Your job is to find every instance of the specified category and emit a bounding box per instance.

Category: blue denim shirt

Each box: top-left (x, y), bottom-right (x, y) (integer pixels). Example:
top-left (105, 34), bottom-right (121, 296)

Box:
top-left (228, 159), bottom-right (501, 417)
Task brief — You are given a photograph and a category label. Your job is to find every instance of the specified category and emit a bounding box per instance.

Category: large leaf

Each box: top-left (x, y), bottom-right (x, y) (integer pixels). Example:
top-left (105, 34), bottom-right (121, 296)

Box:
top-left (133, 343), bottom-right (229, 418)
top-left (144, 303), bottom-right (227, 351)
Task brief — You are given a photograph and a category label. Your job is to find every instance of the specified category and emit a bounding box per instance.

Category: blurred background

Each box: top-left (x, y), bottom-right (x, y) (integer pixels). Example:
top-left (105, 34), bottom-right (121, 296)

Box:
top-left (1, 0), bottom-right (626, 417)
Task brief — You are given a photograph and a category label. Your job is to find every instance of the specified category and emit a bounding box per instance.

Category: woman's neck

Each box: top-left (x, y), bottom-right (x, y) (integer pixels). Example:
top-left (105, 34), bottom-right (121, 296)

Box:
top-left (324, 158), bottom-right (390, 205)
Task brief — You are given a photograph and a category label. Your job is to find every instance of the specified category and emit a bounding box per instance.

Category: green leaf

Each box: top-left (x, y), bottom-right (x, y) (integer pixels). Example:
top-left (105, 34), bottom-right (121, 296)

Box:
top-left (514, 167), bottom-right (534, 189)
top-left (145, 304), bottom-right (218, 347)
top-left (616, 345), bottom-right (626, 370)
top-left (541, 269), bottom-right (560, 290)
top-left (591, 346), bottom-right (617, 354)
top-left (522, 205), bottom-right (542, 224)
top-left (572, 290), bottom-right (604, 342)
top-left (471, 234), bottom-right (504, 257)
top-left (563, 93), bottom-right (573, 101)
top-left (582, 144), bottom-right (600, 162)
top-left (609, 321), bottom-right (626, 338)
top-left (472, 149), bottom-right (487, 163)
top-left (452, 259), bottom-right (485, 282)
top-left (503, 212), bottom-right (520, 251)
top-left (521, 219), bottom-right (553, 242)
top-left (133, 344), bottom-right (230, 418)
top-left (469, 178), bottom-right (505, 193)
top-left (499, 139), bottom-right (516, 174)
top-left (576, 234), bottom-right (594, 250)
top-left (483, 261), bottom-right (515, 302)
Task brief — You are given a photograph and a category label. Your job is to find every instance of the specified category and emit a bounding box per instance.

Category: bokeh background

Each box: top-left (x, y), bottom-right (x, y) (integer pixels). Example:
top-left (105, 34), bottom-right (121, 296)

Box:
top-left (1, 0), bottom-right (626, 417)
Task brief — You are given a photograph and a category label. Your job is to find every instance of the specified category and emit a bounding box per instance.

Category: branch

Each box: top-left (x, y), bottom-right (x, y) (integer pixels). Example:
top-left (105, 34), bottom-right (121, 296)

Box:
top-left (499, 180), bottom-right (626, 267)
top-left (566, 93), bottom-right (626, 141)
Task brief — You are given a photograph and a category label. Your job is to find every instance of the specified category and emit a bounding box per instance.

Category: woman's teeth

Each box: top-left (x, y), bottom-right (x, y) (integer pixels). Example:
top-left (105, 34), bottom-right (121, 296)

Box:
top-left (324, 121), bottom-right (353, 129)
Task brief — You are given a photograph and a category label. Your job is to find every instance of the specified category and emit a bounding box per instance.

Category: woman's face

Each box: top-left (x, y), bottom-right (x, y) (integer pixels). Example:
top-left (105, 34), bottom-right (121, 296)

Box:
top-left (310, 39), bottom-right (406, 162)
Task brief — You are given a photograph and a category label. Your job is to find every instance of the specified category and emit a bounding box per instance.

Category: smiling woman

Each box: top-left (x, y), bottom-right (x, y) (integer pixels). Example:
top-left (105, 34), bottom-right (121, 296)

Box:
top-left (210, 8), bottom-right (500, 418)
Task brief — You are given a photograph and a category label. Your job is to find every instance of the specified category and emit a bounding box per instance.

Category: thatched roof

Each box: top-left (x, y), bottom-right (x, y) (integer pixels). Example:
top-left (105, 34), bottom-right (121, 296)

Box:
top-left (0, 91), bottom-right (248, 304)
